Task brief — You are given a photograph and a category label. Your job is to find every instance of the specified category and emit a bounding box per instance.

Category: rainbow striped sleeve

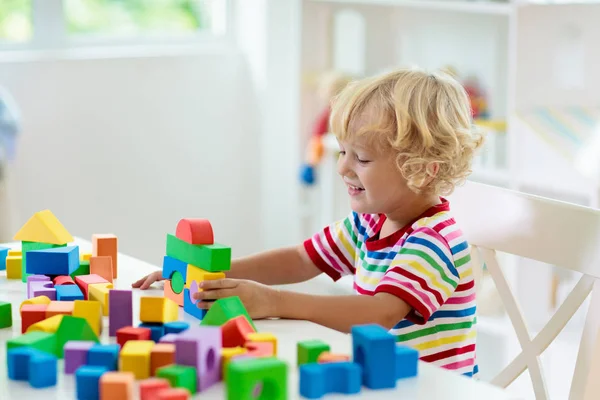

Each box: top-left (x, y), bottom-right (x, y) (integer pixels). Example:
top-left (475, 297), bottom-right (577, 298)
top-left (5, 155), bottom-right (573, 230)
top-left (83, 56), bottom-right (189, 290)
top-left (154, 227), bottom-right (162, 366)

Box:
top-left (375, 227), bottom-right (460, 324)
top-left (303, 211), bottom-right (362, 281)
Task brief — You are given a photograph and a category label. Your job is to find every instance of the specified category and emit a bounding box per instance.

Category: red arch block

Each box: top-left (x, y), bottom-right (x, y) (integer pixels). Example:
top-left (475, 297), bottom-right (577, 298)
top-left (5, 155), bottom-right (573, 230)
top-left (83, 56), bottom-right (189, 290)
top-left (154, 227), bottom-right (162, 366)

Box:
top-left (175, 219), bottom-right (214, 245)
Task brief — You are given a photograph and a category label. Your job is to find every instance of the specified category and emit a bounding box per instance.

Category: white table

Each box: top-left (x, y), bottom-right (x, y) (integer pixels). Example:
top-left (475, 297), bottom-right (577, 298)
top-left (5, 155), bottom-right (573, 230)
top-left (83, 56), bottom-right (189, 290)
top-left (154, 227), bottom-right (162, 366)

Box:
top-left (0, 238), bottom-right (519, 399)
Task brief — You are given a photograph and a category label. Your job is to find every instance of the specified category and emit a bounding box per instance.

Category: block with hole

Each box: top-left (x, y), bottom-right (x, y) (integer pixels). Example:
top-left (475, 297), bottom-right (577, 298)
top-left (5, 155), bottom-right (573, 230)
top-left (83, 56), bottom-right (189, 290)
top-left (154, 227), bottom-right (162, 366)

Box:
top-left (109, 289), bottom-right (132, 336)
top-left (6, 255), bottom-right (22, 279)
top-left (156, 364), bottom-right (197, 394)
top-left (175, 326), bottom-right (222, 391)
top-left (75, 273), bottom-right (110, 299)
top-left (88, 282), bottom-right (113, 316)
top-left (299, 361), bottom-right (362, 398)
top-left (226, 357), bottom-right (288, 400)
top-left (140, 296), bottom-right (179, 324)
top-left (297, 340), bottom-right (330, 366)
top-left (0, 246), bottom-right (9, 270)
top-left (46, 300), bottom-right (74, 318)
top-left (151, 343), bottom-right (176, 376)
top-left (73, 299), bottom-right (102, 336)
top-left (166, 234), bottom-right (231, 273)
top-left (30, 280), bottom-right (56, 300)
top-left (26, 274), bottom-right (50, 298)
top-left (222, 315), bottom-right (256, 348)
top-left (100, 371), bottom-right (135, 400)
top-left (20, 303), bottom-right (48, 333)
top-left (200, 296), bottom-right (256, 331)
top-left (64, 340), bottom-right (95, 374)
top-left (164, 276), bottom-right (184, 307)
top-left (76, 365), bottom-right (109, 400)
top-left (175, 218), bottom-right (214, 245)
top-left (162, 255), bottom-right (188, 281)
top-left (92, 233), bottom-right (118, 278)
top-left (26, 245), bottom-right (79, 276)
top-left (140, 378), bottom-right (171, 400)
top-left (88, 343), bottom-right (121, 371)
top-left (56, 284), bottom-right (84, 301)
top-left (7, 331), bottom-right (57, 356)
top-left (7, 346), bottom-right (58, 389)
top-left (120, 340), bottom-right (155, 380)
top-left (90, 256), bottom-right (113, 283)
top-left (0, 301), bottom-right (12, 328)
top-left (117, 326), bottom-right (152, 348)
top-left (183, 283), bottom-right (209, 320)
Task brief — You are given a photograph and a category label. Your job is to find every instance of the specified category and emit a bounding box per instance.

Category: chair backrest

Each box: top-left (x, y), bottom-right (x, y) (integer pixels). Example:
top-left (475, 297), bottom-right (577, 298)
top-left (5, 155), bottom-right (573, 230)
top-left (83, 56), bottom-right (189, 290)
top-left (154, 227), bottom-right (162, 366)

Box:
top-left (448, 180), bottom-right (600, 400)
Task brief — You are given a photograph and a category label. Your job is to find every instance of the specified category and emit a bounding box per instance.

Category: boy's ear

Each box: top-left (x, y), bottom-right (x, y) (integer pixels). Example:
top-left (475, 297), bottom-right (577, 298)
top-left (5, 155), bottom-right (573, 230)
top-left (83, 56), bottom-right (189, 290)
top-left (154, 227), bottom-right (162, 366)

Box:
top-left (425, 162), bottom-right (439, 177)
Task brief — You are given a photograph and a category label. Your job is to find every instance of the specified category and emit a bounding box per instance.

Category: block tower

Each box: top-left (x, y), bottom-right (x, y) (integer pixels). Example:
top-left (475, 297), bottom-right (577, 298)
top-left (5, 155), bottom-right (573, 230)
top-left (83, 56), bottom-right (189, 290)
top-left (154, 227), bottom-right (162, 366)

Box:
top-left (161, 218), bottom-right (231, 320)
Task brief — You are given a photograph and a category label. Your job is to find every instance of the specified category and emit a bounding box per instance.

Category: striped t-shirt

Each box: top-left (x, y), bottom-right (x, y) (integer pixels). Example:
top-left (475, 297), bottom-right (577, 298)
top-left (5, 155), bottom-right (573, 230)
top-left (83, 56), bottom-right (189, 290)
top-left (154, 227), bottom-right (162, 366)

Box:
top-left (304, 198), bottom-right (478, 376)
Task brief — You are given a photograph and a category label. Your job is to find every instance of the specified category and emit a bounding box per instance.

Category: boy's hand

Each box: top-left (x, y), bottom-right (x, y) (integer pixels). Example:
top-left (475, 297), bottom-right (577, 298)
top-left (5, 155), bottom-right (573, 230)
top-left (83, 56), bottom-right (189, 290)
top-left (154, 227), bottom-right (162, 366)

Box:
top-left (193, 278), bottom-right (280, 320)
top-left (132, 270), bottom-right (164, 290)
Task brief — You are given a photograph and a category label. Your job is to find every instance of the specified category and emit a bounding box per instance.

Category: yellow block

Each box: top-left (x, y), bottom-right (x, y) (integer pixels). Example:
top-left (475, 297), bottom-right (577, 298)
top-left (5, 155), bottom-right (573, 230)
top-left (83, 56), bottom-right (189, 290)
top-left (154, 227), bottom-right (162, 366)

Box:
top-left (20, 295), bottom-right (52, 311)
top-left (73, 300), bottom-right (102, 336)
top-left (81, 252), bottom-right (92, 261)
top-left (120, 340), bottom-right (154, 380)
top-left (13, 209), bottom-right (74, 245)
top-left (221, 346), bottom-right (247, 378)
top-left (139, 297), bottom-right (178, 324)
top-left (8, 250), bottom-right (21, 256)
top-left (6, 256), bottom-right (22, 279)
top-left (246, 332), bottom-right (278, 355)
top-left (185, 264), bottom-right (225, 288)
top-left (88, 283), bottom-right (113, 316)
top-left (27, 314), bottom-right (64, 333)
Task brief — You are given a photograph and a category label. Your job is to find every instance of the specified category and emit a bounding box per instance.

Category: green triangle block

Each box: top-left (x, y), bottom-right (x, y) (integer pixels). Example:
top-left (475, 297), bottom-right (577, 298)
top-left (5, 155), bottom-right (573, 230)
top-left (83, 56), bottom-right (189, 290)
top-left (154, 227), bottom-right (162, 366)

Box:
top-left (200, 296), bottom-right (256, 331)
top-left (6, 331), bottom-right (57, 356)
top-left (55, 315), bottom-right (100, 358)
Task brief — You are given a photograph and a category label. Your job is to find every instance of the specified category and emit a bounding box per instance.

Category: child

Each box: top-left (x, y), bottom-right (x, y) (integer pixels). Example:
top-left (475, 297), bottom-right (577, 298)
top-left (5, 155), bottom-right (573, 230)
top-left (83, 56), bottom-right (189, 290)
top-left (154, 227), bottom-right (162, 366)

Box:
top-left (133, 67), bottom-right (484, 376)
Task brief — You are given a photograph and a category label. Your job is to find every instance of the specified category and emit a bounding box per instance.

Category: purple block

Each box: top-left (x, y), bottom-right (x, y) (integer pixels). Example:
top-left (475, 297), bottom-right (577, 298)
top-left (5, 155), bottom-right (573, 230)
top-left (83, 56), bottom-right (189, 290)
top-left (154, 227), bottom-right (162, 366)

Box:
top-left (175, 326), bottom-right (222, 391)
top-left (27, 275), bottom-right (51, 298)
top-left (30, 281), bottom-right (56, 300)
top-left (108, 290), bottom-right (132, 336)
top-left (159, 333), bottom-right (180, 344)
top-left (64, 341), bottom-right (96, 374)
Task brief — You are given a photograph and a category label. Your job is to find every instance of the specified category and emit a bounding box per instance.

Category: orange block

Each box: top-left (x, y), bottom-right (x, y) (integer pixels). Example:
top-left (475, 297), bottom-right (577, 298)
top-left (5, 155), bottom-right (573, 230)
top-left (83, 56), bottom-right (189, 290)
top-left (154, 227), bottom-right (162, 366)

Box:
top-left (140, 378), bottom-right (170, 400)
top-left (156, 388), bottom-right (189, 400)
top-left (100, 371), bottom-right (135, 400)
top-left (317, 352), bottom-right (351, 363)
top-left (175, 218), bottom-right (214, 245)
top-left (151, 344), bottom-right (175, 376)
top-left (90, 256), bottom-right (113, 283)
top-left (93, 234), bottom-right (118, 279)
top-left (46, 301), bottom-right (74, 318)
top-left (164, 279), bottom-right (183, 307)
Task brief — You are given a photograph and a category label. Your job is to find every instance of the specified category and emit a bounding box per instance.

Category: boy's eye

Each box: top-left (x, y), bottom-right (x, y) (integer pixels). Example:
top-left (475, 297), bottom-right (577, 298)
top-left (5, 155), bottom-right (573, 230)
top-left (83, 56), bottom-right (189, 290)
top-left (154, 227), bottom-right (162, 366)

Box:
top-left (356, 156), bottom-right (370, 164)
top-left (338, 151), bottom-right (345, 157)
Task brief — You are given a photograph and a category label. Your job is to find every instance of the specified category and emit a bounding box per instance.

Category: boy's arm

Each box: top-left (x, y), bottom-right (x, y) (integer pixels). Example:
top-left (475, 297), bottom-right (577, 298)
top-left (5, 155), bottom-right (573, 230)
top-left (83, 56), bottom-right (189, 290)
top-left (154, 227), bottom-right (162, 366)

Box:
top-left (276, 290), bottom-right (411, 333)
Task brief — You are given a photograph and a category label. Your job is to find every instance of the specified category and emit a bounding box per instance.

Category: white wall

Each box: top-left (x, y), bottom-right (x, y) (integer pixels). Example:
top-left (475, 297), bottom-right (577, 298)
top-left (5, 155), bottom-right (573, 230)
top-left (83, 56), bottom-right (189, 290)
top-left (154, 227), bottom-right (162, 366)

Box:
top-left (0, 48), bottom-right (263, 266)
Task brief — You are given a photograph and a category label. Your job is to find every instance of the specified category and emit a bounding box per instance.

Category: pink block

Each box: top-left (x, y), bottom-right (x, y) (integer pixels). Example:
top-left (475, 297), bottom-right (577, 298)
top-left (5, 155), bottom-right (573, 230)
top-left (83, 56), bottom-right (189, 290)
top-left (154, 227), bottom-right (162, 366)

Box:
top-left (53, 275), bottom-right (75, 286)
top-left (174, 326), bottom-right (222, 392)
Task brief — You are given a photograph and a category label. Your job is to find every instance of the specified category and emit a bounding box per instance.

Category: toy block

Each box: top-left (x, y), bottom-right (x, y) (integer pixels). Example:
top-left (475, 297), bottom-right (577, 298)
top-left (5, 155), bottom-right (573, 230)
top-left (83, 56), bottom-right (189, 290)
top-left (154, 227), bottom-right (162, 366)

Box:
top-left (27, 274), bottom-right (50, 298)
top-left (183, 287), bottom-right (206, 320)
top-left (55, 315), bottom-right (100, 357)
top-left (20, 303), bottom-right (48, 333)
top-left (0, 301), bottom-right (12, 328)
top-left (176, 218), bottom-right (214, 245)
top-left (81, 252), bottom-right (92, 261)
top-left (88, 343), bottom-right (120, 371)
top-left (27, 314), bottom-right (64, 334)
top-left (226, 357), bottom-right (287, 400)
top-left (299, 361), bottom-right (362, 398)
top-left (89, 282), bottom-right (113, 316)
top-left (30, 280), bottom-right (56, 300)
top-left (151, 343), bottom-right (175, 376)
top-left (185, 264), bottom-right (225, 289)
top-left (166, 234), bottom-right (231, 273)
top-left (21, 241), bottom-right (66, 282)
top-left (245, 341), bottom-right (274, 358)
top-left (117, 326), bottom-right (152, 347)
top-left (164, 277), bottom-right (184, 307)
top-left (56, 284), bottom-right (84, 300)
top-left (156, 388), bottom-right (190, 400)
top-left (76, 365), bottom-right (109, 400)
top-left (351, 323), bottom-right (397, 389)
top-left (71, 259), bottom-right (90, 278)
top-left (200, 296), bottom-right (256, 331)
top-left (100, 371), bottom-right (135, 400)
top-left (92, 233), bottom-right (118, 278)
top-left (297, 340), bottom-right (330, 366)
top-left (7, 346), bottom-right (58, 388)
top-left (162, 255), bottom-right (188, 281)
top-left (0, 246), bottom-right (8, 270)
top-left (164, 321), bottom-right (189, 334)
top-left (140, 322), bottom-right (166, 342)
top-left (8, 249), bottom-right (21, 256)
top-left (7, 347), bottom-right (33, 381)
top-left (246, 332), bottom-right (277, 355)
top-left (395, 344), bottom-right (419, 379)
top-left (20, 295), bottom-right (51, 310)
top-left (221, 315), bottom-right (255, 347)
top-left (157, 364), bottom-right (197, 394)
top-left (140, 378), bottom-right (170, 400)
top-left (221, 346), bottom-right (247, 378)
top-left (159, 333), bottom-right (179, 344)
top-left (73, 299), bottom-right (102, 336)
top-left (26, 245), bottom-right (79, 276)
top-left (6, 255), bottom-right (22, 279)
top-left (14, 209), bottom-right (74, 244)
top-left (175, 326), bottom-right (222, 391)
top-left (120, 340), bottom-right (155, 379)
top-left (318, 352), bottom-right (351, 363)
top-left (53, 275), bottom-right (75, 285)
top-left (64, 340), bottom-right (95, 373)
top-left (140, 296), bottom-right (179, 324)
top-left (109, 289), bottom-right (132, 336)
top-left (7, 331), bottom-right (57, 355)
top-left (90, 256), bottom-right (113, 283)
top-left (46, 300), bottom-right (74, 317)
top-left (75, 273), bottom-right (109, 299)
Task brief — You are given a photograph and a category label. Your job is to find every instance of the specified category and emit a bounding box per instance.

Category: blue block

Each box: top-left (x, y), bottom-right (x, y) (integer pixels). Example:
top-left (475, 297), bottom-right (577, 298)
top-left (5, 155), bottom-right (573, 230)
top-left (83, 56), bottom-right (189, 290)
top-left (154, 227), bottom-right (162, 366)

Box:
top-left (139, 323), bottom-right (165, 342)
top-left (7, 347), bottom-right (33, 381)
top-left (351, 324), bottom-right (397, 389)
top-left (56, 284), bottom-right (84, 301)
top-left (29, 351), bottom-right (57, 388)
top-left (87, 344), bottom-right (120, 371)
top-left (76, 365), bottom-right (108, 400)
top-left (183, 288), bottom-right (206, 320)
top-left (395, 345), bottom-right (419, 379)
top-left (164, 321), bottom-right (189, 334)
top-left (0, 246), bottom-right (9, 271)
top-left (26, 246), bottom-right (80, 276)
top-left (162, 255), bottom-right (187, 280)
top-left (299, 362), bottom-right (362, 398)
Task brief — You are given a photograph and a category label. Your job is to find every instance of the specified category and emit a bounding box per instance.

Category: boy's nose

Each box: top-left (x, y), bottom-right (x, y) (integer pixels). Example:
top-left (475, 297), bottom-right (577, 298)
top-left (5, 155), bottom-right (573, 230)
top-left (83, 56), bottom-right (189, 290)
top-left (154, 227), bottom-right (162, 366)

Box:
top-left (337, 156), bottom-right (354, 177)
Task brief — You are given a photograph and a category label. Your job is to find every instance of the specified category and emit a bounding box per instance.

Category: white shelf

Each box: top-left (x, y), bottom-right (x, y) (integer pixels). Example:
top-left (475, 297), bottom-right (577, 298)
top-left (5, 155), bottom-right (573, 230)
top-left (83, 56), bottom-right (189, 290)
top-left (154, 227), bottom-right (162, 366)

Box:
top-left (309, 0), bottom-right (515, 15)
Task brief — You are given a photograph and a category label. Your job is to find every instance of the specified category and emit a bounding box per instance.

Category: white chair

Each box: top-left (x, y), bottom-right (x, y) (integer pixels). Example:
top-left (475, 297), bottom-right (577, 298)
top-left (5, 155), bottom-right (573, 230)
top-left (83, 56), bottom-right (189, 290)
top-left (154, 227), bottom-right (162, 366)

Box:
top-left (449, 180), bottom-right (600, 400)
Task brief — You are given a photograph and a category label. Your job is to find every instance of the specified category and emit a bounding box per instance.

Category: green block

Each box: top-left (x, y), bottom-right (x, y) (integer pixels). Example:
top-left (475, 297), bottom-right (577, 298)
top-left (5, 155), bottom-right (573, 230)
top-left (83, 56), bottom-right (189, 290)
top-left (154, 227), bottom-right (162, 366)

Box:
top-left (171, 270), bottom-right (184, 294)
top-left (70, 259), bottom-right (90, 278)
top-left (7, 331), bottom-right (57, 356)
top-left (297, 340), bottom-right (330, 365)
top-left (21, 241), bottom-right (66, 282)
top-left (226, 357), bottom-right (287, 400)
top-left (55, 315), bottom-right (99, 358)
top-left (166, 234), bottom-right (231, 272)
top-left (200, 296), bottom-right (256, 331)
top-left (0, 301), bottom-right (12, 328)
top-left (157, 364), bottom-right (197, 394)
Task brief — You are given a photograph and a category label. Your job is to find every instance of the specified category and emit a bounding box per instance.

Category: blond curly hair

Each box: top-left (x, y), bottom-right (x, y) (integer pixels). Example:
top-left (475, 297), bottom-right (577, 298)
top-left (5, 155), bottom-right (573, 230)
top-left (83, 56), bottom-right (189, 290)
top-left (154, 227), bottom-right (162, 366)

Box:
top-left (329, 67), bottom-right (484, 196)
